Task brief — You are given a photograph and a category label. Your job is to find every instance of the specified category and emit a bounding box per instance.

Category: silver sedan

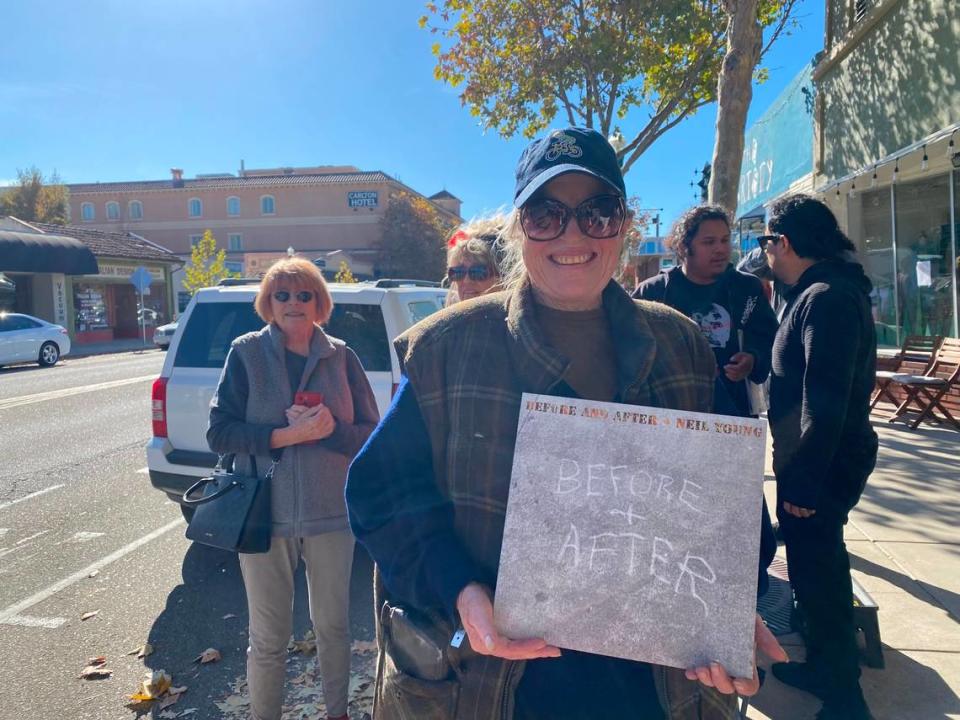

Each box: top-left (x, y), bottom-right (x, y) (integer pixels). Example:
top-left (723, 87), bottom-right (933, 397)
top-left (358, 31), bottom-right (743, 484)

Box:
top-left (0, 312), bottom-right (72, 367)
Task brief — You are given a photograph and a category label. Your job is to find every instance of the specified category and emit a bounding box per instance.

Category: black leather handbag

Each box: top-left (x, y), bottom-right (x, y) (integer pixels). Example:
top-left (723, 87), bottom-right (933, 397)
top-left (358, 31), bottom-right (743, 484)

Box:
top-left (183, 454), bottom-right (275, 553)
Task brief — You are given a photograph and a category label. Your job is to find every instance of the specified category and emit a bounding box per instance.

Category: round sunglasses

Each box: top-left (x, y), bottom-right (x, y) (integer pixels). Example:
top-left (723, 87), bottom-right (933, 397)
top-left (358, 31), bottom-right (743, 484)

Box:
top-left (447, 264), bottom-right (493, 282)
top-left (272, 290), bottom-right (314, 303)
top-left (521, 194), bottom-right (626, 242)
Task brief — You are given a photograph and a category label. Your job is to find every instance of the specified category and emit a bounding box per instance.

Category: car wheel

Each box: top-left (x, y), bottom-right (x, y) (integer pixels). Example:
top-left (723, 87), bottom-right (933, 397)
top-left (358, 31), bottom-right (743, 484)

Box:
top-left (180, 505), bottom-right (196, 523)
top-left (38, 342), bottom-right (60, 367)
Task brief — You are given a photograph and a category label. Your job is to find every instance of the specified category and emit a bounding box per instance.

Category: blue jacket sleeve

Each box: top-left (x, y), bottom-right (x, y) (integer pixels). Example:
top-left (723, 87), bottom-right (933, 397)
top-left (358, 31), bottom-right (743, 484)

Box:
top-left (345, 376), bottom-right (478, 617)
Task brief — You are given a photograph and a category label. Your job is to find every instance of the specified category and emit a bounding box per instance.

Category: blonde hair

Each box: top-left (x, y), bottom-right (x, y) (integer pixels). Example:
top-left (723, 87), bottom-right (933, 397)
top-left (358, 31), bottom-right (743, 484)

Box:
top-left (254, 257), bottom-right (333, 324)
top-left (446, 213), bottom-right (508, 276)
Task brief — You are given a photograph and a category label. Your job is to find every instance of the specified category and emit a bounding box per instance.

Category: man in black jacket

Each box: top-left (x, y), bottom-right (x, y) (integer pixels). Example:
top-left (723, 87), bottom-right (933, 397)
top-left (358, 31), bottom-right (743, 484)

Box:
top-left (762, 195), bottom-right (878, 720)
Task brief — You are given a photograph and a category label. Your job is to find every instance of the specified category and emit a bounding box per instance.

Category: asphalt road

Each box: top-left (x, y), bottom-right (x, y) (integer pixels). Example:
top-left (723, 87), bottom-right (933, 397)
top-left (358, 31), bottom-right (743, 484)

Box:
top-left (0, 351), bottom-right (375, 720)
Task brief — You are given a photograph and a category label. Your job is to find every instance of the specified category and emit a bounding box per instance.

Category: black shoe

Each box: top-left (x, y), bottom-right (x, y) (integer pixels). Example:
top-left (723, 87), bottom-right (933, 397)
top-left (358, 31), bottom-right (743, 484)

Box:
top-left (816, 693), bottom-right (874, 720)
top-left (771, 662), bottom-right (829, 699)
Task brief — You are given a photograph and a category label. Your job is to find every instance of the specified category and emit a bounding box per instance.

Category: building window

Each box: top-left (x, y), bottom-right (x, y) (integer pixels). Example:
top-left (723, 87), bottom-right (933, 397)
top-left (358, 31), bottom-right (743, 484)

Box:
top-left (105, 201), bottom-right (120, 220)
top-left (226, 196), bottom-right (241, 216)
top-left (228, 233), bottom-right (243, 251)
top-left (188, 198), bottom-right (203, 217)
top-left (81, 203), bottom-right (95, 221)
top-left (189, 234), bottom-right (203, 247)
top-left (128, 200), bottom-right (143, 220)
top-left (225, 261), bottom-right (244, 274)
top-left (260, 195), bottom-right (276, 215)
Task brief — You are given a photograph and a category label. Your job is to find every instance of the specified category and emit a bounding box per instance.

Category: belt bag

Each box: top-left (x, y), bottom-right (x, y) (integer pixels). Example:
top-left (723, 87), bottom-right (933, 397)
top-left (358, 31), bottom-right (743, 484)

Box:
top-left (183, 454), bottom-right (276, 553)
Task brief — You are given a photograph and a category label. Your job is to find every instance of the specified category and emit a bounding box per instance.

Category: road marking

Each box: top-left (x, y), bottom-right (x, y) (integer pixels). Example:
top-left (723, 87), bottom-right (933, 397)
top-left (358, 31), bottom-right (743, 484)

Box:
top-left (0, 518), bottom-right (183, 628)
top-left (136, 467), bottom-right (149, 474)
top-left (0, 374), bottom-right (156, 410)
top-left (2, 614), bottom-right (67, 629)
top-left (0, 484), bottom-right (65, 511)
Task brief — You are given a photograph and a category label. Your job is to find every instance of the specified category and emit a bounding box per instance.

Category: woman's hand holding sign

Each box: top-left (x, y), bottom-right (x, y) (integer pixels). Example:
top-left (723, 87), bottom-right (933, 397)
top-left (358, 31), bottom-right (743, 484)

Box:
top-left (457, 583), bottom-right (562, 660)
top-left (684, 615), bottom-right (788, 696)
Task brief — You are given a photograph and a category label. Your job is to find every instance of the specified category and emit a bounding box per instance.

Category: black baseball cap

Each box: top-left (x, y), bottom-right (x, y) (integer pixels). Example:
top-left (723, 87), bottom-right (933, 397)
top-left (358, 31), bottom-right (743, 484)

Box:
top-left (513, 127), bottom-right (626, 208)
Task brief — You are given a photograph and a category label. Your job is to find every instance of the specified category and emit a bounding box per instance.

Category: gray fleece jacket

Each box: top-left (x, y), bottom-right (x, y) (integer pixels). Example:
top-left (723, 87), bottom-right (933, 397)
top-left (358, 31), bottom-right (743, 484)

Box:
top-left (207, 323), bottom-right (379, 537)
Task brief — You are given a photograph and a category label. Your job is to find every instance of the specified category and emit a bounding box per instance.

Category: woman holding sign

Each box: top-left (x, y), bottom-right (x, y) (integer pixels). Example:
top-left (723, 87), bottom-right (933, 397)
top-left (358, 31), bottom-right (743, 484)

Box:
top-left (346, 128), bottom-right (785, 719)
top-left (207, 257), bottom-right (379, 720)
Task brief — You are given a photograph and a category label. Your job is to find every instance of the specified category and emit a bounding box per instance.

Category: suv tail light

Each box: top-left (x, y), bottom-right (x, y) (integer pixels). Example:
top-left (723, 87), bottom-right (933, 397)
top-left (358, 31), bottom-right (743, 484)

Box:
top-left (152, 376), bottom-right (168, 438)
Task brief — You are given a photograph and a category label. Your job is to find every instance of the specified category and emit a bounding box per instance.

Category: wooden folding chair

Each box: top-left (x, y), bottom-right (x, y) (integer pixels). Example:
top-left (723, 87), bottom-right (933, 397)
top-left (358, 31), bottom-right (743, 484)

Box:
top-left (886, 337), bottom-right (960, 431)
top-left (871, 335), bottom-right (942, 411)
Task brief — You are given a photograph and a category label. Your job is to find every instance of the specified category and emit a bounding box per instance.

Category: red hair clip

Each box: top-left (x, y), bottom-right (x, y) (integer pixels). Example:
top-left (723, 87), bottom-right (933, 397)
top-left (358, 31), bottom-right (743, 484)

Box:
top-left (448, 229), bottom-right (469, 247)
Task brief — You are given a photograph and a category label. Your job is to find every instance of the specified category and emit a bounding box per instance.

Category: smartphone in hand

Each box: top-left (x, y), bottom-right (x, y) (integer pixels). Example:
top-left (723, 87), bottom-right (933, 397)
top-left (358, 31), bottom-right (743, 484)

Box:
top-left (294, 391), bottom-right (324, 407)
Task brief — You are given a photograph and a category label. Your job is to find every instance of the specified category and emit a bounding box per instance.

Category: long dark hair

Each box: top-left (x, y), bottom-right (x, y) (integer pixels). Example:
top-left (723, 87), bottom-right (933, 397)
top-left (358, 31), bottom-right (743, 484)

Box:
top-left (667, 205), bottom-right (730, 261)
top-left (768, 194), bottom-right (855, 260)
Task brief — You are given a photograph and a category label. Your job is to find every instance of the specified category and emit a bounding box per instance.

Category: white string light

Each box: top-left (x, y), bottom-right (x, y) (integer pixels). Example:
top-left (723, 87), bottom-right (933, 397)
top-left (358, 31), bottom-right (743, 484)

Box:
top-left (947, 131), bottom-right (957, 158)
top-left (892, 159), bottom-right (899, 184)
top-left (870, 167), bottom-right (878, 188)
top-left (848, 179), bottom-right (856, 198)
top-left (921, 145), bottom-right (929, 171)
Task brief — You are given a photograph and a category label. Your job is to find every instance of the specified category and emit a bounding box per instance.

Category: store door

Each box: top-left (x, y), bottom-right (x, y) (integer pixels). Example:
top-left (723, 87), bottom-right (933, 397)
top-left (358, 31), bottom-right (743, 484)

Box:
top-left (113, 284), bottom-right (140, 339)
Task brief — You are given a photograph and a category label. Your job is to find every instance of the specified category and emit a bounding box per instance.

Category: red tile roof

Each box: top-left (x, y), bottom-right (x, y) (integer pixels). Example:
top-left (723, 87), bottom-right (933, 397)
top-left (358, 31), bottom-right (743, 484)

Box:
top-left (29, 222), bottom-right (180, 264)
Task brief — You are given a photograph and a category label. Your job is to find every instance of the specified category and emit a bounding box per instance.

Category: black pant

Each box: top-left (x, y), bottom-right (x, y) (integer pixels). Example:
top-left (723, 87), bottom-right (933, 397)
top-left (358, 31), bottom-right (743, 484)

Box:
top-left (777, 498), bottom-right (861, 701)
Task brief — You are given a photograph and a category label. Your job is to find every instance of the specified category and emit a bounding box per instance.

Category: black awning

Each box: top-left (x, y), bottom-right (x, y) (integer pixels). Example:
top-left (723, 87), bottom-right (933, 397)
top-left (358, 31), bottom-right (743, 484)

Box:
top-left (0, 230), bottom-right (99, 275)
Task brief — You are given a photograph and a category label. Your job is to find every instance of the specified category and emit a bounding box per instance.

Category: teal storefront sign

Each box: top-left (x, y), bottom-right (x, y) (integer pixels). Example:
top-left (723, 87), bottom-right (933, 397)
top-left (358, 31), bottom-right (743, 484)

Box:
top-left (737, 64), bottom-right (814, 216)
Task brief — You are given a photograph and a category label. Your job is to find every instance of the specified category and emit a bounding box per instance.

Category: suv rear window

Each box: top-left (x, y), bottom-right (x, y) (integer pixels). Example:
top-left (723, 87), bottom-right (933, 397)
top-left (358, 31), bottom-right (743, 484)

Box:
top-left (325, 303), bottom-right (390, 372)
top-left (174, 300), bottom-right (391, 372)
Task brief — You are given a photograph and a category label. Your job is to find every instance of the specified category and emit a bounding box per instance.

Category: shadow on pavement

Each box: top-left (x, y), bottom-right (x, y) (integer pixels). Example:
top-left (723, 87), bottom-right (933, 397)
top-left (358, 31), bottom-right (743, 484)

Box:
top-left (135, 539), bottom-right (375, 718)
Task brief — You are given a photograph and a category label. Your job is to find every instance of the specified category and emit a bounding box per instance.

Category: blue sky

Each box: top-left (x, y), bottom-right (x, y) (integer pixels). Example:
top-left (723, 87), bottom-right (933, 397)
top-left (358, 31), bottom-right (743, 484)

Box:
top-left (1, 0), bottom-right (823, 236)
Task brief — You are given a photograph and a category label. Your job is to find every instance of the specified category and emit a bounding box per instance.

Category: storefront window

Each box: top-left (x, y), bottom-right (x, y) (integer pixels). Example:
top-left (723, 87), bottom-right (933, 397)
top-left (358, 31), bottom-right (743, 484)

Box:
top-left (894, 174), bottom-right (955, 340)
top-left (951, 170), bottom-right (960, 338)
top-left (73, 283), bottom-right (111, 336)
top-left (850, 187), bottom-right (898, 346)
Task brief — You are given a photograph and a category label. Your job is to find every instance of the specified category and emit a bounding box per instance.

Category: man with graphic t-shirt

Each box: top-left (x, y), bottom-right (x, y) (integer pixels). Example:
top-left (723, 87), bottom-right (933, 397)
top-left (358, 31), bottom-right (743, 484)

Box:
top-left (634, 205), bottom-right (779, 418)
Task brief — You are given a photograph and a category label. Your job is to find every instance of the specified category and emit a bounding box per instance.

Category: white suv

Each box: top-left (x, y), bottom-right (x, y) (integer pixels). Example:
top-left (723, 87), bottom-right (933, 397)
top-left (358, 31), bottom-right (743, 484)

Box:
top-left (146, 280), bottom-right (447, 517)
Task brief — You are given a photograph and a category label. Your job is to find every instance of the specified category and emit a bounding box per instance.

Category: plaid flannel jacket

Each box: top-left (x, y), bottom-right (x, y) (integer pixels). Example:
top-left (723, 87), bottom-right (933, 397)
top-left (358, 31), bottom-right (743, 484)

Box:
top-left (387, 278), bottom-right (739, 720)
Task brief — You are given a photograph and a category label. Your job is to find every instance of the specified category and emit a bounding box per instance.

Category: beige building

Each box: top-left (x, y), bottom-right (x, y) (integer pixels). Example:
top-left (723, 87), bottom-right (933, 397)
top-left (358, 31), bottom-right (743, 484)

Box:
top-left (66, 165), bottom-right (461, 308)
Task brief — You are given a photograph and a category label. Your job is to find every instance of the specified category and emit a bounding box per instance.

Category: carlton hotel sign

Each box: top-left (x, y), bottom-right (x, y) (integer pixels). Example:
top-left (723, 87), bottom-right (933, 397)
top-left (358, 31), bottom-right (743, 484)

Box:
top-left (347, 191), bottom-right (378, 208)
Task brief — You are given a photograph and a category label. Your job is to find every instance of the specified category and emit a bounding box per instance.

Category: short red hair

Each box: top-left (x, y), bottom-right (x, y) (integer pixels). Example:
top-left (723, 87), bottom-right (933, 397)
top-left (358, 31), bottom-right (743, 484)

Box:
top-left (254, 257), bottom-right (333, 324)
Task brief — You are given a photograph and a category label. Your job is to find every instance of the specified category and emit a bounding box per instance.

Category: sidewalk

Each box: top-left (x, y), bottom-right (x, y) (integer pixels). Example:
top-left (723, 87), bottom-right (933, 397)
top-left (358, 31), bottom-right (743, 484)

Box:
top-left (748, 419), bottom-right (960, 719)
top-left (68, 338), bottom-right (163, 358)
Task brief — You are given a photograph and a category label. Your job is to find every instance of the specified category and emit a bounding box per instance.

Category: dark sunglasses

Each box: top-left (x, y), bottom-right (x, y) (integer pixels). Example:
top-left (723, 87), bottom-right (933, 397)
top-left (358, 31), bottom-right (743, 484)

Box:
top-left (757, 234), bottom-right (781, 251)
top-left (521, 194), bottom-right (626, 242)
top-left (272, 290), bottom-right (314, 303)
top-left (447, 265), bottom-right (493, 282)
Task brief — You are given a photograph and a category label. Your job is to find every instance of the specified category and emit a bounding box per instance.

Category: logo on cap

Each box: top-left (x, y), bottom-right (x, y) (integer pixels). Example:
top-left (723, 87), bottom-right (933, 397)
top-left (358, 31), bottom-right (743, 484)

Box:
top-left (545, 131), bottom-right (583, 161)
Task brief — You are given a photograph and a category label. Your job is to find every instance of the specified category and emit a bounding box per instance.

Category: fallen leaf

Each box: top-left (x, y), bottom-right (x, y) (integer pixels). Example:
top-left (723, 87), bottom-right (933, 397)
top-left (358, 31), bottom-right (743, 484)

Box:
top-left (127, 642), bottom-right (154, 658)
top-left (159, 689), bottom-right (183, 710)
top-left (129, 669), bottom-right (172, 701)
top-left (80, 610), bottom-right (99, 621)
top-left (88, 570), bottom-right (99, 578)
top-left (180, 709), bottom-right (197, 716)
top-left (86, 656), bottom-right (107, 666)
top-left (79, 663), bottom-right (112, 679)
top-left (222, 613), bottom-right (237, 620)
top-left (195, 648), bottom-right (221, 664)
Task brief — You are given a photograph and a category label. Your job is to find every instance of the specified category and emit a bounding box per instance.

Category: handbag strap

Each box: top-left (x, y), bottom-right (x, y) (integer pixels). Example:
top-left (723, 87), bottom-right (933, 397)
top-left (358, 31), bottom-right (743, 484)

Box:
top-left (216, 452), bottom-right (281, 479)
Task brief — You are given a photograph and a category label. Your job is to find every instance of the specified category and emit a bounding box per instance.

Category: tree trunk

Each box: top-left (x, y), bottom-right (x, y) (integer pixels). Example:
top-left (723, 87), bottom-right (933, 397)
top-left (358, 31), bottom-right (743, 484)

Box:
top-left (708, 0), bottom-right (762, 217)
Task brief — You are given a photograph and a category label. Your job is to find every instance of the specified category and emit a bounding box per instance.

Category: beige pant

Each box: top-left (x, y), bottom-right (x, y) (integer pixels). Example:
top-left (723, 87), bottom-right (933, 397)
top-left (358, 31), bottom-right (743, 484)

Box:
top-left (239, 531), bottom-right (354, 720)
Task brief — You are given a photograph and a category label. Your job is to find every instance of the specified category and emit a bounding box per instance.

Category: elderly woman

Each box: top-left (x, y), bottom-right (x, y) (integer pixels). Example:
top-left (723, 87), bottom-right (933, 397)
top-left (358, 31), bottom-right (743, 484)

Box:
top-left (346, 128), bottom-right (784, 719)
top-left (444, 216), bottom-right (506, 305)
top-left (207, 257), bottom-right (379, 720)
